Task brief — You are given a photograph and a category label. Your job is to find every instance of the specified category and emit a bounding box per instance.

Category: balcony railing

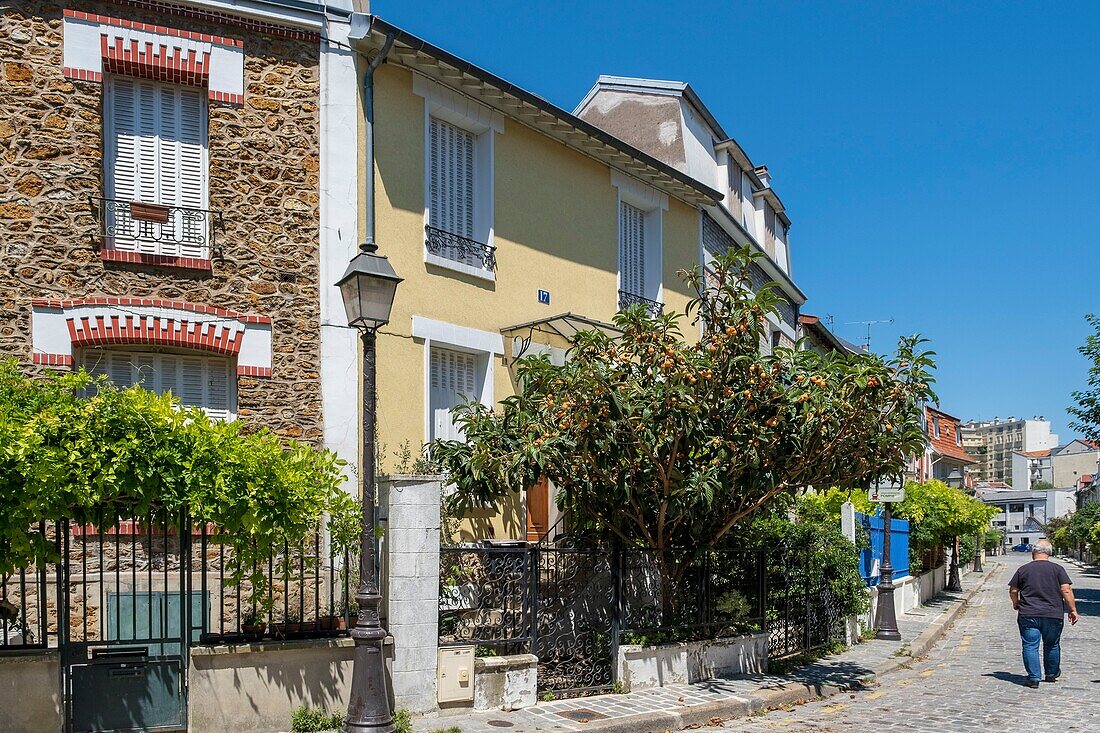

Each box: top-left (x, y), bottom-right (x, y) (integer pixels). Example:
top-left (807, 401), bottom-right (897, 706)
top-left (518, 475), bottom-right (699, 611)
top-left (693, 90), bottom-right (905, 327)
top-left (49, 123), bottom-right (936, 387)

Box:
top-left (425, 225), bottom-right (496, 272)
top-left (90, 197), bottom-right (224, 258)
top-left (618, 290), bottom-right (664, 317)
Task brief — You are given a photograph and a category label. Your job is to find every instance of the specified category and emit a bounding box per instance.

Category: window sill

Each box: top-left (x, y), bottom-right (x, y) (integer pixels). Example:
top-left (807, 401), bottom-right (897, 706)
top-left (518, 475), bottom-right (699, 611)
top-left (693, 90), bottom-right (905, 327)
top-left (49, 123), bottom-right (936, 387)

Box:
top-left (425, 252), bottom-right (496, 282)
top-left (101, 249), bottom-right (212, 272)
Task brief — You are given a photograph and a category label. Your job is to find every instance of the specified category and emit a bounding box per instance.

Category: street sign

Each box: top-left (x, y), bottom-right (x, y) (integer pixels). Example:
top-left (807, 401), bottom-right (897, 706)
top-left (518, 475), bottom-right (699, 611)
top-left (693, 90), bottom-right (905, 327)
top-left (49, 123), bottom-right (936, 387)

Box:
top-left (869, 485), bottom-right (905, 503)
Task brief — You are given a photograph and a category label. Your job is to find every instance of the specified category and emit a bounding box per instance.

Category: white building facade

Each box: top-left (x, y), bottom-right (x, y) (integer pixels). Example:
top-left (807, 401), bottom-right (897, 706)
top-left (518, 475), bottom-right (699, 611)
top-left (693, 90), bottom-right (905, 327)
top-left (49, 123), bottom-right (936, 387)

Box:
top-left (961, 417), bottom-right (1059, 484)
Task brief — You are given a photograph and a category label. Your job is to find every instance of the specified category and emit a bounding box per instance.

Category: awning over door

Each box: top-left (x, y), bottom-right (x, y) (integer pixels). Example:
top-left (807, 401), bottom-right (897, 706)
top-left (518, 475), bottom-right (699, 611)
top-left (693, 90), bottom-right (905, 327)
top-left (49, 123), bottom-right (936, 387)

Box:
top-left (499, 312), bottom-right (621, 364)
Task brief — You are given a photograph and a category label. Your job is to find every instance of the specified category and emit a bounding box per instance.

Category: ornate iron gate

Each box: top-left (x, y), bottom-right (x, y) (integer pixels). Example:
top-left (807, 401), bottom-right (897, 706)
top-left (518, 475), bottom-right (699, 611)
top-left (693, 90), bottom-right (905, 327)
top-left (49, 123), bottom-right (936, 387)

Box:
top-left (59, 514), bottom-right (195, 733)
top-left (533, 545), bottom-right (616, 696)
top-left (766, 546), bottom-right (846, 659)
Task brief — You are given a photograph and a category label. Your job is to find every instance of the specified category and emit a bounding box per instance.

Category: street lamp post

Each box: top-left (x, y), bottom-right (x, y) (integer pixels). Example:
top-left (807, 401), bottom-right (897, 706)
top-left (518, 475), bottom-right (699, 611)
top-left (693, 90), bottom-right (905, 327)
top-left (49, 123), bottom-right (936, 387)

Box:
top-left (874, 497), bottom-right (902, 641)
top-left (337, 242), bottom-right (403, 733)
top-left (945, 467), bottom-right (964, 592)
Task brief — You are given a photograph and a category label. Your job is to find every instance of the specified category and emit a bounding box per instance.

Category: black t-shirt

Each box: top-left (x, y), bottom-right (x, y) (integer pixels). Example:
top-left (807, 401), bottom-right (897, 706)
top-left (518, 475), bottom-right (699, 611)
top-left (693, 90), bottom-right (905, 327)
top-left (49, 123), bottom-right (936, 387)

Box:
top-left (1008, 560), bottom-right (1072, 619)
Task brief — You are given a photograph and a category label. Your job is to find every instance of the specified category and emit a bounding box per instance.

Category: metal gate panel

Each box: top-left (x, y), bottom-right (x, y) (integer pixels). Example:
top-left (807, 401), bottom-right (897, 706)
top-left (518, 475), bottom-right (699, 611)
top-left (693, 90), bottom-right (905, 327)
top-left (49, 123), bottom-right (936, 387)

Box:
top-left (60, 515), bottom-right (191, 733)
top-left (533, 546), bottom-right (616, 696)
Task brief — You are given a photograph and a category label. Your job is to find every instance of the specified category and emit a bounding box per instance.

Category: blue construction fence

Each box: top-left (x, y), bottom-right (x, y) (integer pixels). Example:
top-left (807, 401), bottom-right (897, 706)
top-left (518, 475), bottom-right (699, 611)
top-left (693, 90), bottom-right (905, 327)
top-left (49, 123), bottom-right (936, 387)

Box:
top-left (855, 511), bottom-right (910, 586)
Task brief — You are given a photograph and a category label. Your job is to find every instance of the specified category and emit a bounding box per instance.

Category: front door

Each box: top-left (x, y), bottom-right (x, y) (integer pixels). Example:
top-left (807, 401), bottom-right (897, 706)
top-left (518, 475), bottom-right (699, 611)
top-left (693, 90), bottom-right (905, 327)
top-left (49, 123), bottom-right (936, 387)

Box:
top-left (526, 476), bottom-right (550, 542)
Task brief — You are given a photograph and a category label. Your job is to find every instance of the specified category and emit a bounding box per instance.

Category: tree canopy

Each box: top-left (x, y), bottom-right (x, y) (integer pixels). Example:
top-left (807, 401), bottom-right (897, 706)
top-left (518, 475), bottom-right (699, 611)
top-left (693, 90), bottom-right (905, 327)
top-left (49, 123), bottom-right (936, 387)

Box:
top-left (431, 248), bottom-right (937, 555)
top-left (1070, 313), bottom-right (1100, 440)
top-left (0, 361), bottom-right (359, 582)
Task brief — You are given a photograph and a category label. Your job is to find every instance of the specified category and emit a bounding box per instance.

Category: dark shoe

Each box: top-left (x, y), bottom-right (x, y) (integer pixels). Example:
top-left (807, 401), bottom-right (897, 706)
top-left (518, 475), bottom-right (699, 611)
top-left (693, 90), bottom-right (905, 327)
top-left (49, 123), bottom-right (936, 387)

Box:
top-left (1026, 679), bottom-right (1041, 688)
top-left (1045, 675), bottom-right (1060, 683)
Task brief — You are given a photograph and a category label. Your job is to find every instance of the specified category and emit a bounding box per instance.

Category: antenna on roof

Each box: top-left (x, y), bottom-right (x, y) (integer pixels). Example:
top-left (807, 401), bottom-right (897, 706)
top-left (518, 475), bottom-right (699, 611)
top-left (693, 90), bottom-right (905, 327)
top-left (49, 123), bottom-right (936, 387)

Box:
top-left (824, 313), bottom-right (835, 330)
top-left (843, 318), bottom-right (895, 351)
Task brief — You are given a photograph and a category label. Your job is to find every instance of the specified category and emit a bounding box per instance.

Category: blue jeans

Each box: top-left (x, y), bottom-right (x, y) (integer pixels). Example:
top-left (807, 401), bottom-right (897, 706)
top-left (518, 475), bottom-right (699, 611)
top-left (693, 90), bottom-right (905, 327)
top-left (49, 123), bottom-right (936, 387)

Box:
top-left (1018, 615), bottom-right (1064, 681)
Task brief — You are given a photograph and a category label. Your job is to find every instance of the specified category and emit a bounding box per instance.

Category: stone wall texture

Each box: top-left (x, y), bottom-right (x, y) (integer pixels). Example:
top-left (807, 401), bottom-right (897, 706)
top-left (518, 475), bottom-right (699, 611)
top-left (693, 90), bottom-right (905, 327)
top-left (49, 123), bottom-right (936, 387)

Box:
top-left (0, 0), bottom-right (324, 443)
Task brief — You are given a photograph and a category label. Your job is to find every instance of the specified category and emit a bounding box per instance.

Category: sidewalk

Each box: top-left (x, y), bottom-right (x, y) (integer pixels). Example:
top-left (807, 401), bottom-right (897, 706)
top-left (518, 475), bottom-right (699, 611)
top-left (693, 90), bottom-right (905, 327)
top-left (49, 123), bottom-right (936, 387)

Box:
top-left (413, 566), bottom-right (996, 733)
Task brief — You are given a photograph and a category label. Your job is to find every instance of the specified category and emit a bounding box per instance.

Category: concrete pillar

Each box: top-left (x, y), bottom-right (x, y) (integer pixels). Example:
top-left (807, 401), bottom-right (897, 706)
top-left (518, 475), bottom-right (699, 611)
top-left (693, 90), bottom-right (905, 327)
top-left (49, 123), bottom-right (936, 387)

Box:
top-left (379, 474), bottom-right (443, 713)
top-left (840, 501), bottom-right (857, 544)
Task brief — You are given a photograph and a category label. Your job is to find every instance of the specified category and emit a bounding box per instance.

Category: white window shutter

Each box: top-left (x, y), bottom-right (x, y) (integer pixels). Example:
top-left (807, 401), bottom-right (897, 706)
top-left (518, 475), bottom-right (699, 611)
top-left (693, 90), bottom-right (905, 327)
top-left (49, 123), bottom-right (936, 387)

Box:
top-left (105, 79), bottom-right (207, 258)
top-left (135, 82), bottom-right (159, 237)
top-left (108, 78), bottom-right (140, 252)
top-left (205, 358), bottom-right (230, 421)
top-left (159, 353), bottom-right (180, 400)
top-left (619, 202), bottom-right (646, 297)
top-left (429, 348), bottom-right (480, 442)
top-left (428, 117), bottom-right (476, 263)
top-left (176, 88), bottom-right (206, 257)
top-left (179, 356), bottom-right (205, 409)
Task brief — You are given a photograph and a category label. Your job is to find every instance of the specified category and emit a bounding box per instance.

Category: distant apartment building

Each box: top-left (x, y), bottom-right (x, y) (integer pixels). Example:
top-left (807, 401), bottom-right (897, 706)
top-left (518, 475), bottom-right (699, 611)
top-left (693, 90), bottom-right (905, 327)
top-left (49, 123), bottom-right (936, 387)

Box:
top-left (1011, 449), bottom-right (1053, 490)
top-left (1051, 439), bottom-right (1100, 489)
top-left (975, 485), bottom-right (1076, 547)
top-left (961, 416), bottom-right (1059, 484)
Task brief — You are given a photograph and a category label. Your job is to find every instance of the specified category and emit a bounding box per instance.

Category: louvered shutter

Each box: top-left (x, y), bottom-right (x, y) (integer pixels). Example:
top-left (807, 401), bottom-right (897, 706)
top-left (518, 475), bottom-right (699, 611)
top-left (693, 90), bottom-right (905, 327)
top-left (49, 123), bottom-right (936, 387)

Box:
top-left (429, 117), bottom-right (476, 264)
top-left (80, 349), bottom-right (232, 420)
top-left (619, 202), bottom-right (646, 297)
top-left (204, 358), bottom-right (231, 421)
top-left (164, 87), bottom-right (207, 257)
top-left (159, 353), bottom-right (180, 400)
top-left (108, 78), bottom-right (140, 251)
top-left (106, 79), bottom-right (207, 257)
top-left (430, 348), bottom-right (478, 441)
top-left (179, 356), bottom-right (206, 409)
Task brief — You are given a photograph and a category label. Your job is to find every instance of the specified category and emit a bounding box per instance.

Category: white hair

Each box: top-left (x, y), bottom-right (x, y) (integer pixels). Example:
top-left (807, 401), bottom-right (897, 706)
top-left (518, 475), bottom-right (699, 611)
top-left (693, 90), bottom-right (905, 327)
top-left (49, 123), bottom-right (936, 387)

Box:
top-left (1032, 540), bottom-right (1054, 556)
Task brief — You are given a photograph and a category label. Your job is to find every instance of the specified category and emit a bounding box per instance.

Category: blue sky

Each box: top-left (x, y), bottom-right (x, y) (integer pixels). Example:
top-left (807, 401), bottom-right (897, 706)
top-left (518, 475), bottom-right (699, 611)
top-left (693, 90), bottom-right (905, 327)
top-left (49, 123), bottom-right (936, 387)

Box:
top-left (374, 1), bottom-right (1098, 440)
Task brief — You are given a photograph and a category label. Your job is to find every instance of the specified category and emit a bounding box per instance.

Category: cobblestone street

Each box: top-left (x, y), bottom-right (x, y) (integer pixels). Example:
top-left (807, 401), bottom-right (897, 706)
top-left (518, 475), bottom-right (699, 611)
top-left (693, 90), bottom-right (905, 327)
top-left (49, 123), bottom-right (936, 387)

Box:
top-left (699, 555), bottom-right (1100, 732)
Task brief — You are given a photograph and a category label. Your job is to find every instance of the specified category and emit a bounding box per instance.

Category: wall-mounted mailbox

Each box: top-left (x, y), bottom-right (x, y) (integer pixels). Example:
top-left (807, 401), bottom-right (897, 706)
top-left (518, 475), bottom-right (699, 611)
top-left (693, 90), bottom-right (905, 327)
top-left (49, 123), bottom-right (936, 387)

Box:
top-left (437, 647), bottom-right (475, 704)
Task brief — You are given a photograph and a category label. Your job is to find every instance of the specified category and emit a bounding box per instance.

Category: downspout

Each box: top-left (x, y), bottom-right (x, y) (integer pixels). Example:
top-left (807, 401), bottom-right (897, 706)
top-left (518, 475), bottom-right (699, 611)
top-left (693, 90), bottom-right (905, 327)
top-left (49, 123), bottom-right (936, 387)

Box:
top-left (361, 30), bottom-right (394, 248)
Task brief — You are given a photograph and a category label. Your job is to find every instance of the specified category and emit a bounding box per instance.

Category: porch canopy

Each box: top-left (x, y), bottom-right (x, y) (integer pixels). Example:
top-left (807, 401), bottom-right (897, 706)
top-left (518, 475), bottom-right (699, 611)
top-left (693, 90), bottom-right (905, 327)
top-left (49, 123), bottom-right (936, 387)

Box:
top-left (500, 312), bottom-right (621, 364)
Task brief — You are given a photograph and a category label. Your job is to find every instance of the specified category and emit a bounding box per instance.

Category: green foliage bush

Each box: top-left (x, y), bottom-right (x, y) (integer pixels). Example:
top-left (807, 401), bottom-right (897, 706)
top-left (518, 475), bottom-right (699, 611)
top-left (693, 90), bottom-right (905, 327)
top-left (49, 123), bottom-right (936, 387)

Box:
top-left (891, 480), bottom-right (998, 574)
top-left (0, 362), bottom-right (359, 590)
top-left (393, 708), bottom-right (412, 733)
top-left (290, 706), bottom-right (344, 732)
top-left (432, 248), bottom-right (935, 603)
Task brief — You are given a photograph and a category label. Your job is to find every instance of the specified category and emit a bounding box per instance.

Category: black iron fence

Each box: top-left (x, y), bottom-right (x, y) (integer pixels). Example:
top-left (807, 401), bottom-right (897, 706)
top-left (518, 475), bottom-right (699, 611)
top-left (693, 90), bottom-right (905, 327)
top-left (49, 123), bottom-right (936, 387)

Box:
top-left (438, 544), bottom-right (782, 695)
top-left (0, 517), bottom-right (358, 652)
top-left (765, 546), bottom-right (848, 659)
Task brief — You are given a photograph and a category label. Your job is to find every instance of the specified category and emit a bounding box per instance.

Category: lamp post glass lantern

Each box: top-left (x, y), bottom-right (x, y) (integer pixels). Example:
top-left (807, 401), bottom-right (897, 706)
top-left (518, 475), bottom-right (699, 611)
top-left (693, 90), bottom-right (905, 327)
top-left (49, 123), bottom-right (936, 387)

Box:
top-left (337, 242), bottom-right (402, 733)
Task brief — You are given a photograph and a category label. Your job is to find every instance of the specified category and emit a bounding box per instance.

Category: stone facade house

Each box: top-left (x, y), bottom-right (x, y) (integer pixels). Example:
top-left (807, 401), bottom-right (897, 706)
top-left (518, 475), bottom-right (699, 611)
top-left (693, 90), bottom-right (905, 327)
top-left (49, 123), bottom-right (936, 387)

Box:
top-left (0, 2), bottom-right (364, 731)
top-left (2, 0), bottom-right (360, 467)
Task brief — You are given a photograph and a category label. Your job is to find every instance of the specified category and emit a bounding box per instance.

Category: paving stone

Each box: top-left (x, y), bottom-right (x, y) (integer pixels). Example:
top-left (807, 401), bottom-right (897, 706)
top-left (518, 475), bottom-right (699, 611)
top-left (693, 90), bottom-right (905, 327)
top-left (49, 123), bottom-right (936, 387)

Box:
top-left (696, 555), bottom-right (1100, 732)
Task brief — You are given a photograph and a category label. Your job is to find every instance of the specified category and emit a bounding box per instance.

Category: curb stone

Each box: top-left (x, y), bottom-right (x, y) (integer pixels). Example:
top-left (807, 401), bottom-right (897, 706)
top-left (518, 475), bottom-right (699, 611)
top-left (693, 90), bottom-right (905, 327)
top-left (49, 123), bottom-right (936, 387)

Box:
top-left (570, 565), bottom-right (999, 733)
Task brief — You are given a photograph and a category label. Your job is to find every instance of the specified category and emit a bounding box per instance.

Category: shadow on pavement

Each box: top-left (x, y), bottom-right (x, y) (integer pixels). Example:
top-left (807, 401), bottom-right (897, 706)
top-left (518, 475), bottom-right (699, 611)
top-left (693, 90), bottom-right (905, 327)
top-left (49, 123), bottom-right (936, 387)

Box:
top-left (984, 671), bottom-right (1034, 687)
top-left (716, 660), bottom-right (876, 696)
top-left (1074, 588), bottom-right (1100, 617)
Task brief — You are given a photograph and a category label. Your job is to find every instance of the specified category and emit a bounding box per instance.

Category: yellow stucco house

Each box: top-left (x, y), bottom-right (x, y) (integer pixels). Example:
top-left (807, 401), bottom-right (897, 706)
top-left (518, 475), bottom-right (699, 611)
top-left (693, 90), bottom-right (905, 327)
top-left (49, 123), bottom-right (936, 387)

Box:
top-left (344, 16), bottom-right (807, 540)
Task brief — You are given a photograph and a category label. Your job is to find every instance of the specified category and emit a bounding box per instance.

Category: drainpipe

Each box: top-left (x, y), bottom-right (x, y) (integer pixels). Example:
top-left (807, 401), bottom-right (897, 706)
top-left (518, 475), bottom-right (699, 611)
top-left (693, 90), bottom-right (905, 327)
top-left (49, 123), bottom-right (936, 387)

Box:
top-left (361, 30), bottom-right (394, 248)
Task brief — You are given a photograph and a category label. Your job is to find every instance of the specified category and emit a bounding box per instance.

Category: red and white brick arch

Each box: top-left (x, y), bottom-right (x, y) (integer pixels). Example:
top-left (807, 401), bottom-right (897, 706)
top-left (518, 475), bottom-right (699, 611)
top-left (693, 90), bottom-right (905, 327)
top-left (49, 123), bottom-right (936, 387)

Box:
top-left (62, 8), bottom-right (245, 104)
top-left (31, 298), bottom-right (272, 377)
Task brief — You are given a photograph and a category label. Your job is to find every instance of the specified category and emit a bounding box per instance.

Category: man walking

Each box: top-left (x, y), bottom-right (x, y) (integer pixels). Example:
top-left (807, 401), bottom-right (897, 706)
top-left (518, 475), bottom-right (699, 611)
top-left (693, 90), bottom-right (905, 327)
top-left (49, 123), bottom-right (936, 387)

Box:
top-left (1008, 539), bottom-right (1080, 688)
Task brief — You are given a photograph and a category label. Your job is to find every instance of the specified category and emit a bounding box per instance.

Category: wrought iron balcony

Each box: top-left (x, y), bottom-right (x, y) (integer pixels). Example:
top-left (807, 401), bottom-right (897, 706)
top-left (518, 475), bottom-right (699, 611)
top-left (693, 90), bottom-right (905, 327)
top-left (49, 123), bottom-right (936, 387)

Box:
top-left (89, 197), bottom-right (224, 258)
top-left (618, 290), bottom-right (664, 317)
top-left (425, 225), bottom-right (496, 272)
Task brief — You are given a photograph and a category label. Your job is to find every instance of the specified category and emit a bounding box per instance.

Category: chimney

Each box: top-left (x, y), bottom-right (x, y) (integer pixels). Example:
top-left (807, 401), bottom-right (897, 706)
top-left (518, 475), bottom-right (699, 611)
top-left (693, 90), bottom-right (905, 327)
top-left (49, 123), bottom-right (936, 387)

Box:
top-left (754, 165), bottom-right (771, 188)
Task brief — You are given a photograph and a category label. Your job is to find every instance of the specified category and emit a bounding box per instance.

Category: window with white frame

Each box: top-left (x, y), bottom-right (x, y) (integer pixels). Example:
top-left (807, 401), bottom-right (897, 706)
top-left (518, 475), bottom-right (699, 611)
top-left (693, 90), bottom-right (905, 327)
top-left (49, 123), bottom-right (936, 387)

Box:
top-left (421, 99), bottom-right (496, 276)
top-left (429, 346), bottom-right (481, 442)
top-left (612, 172), bottom-right (664, 311)
top-left (105, 76), bottom-right (208, 257)
top-left (83, 349), bottom-right (233, 421)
